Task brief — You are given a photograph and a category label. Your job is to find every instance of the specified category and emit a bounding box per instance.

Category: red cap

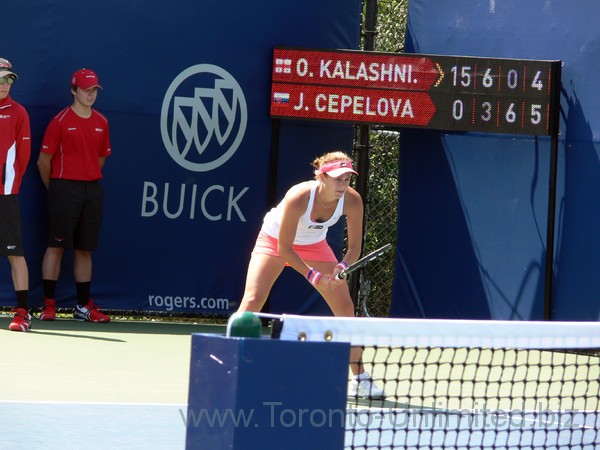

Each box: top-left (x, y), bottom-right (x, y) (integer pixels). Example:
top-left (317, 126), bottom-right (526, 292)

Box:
top-left (71, 68), bottom-right (102, 90)
top-left (317, 160), bottom-right (358, 178)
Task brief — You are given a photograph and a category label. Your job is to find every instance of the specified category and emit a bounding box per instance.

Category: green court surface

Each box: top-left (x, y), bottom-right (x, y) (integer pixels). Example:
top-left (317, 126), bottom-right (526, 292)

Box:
top-left (0, 315), bottom-right (226, 449)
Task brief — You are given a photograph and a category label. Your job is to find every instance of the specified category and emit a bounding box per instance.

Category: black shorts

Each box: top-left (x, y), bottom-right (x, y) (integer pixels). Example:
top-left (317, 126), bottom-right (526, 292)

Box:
top-left (47, 179), bottom-right (104, 251)
top-left (0, 195), bottom-right (24, 256)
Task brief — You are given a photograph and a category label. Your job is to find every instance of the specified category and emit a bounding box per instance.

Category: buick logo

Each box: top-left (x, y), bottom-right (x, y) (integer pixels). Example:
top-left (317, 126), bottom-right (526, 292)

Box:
top-left (161, 64), bottom-right (247, 172)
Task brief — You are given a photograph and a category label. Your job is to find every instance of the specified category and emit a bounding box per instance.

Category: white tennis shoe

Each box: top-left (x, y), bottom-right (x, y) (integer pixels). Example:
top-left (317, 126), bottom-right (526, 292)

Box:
top-left (348, 372), bottom-right (385, 399)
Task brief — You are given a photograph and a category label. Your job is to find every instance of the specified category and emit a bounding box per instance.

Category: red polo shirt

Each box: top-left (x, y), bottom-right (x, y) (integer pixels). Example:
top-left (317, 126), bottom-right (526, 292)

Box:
top-left (41, 106), bottom-right (111, 181)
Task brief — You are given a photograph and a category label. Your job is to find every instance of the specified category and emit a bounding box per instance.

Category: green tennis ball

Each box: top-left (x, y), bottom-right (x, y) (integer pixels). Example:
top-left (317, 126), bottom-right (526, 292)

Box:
top-left (228, 311), bottom-right (262, 338)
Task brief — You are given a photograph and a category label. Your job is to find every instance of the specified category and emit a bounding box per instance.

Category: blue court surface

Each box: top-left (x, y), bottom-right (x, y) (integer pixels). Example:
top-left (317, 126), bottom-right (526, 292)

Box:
top-left (0, 401), bottom-right (186, 449)
top-left (3, 400), bottom-right (598, 449)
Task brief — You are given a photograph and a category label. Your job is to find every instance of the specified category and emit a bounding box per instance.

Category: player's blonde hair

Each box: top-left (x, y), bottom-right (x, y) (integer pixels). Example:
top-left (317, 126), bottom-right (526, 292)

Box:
top-left (312, 151), bottom-right (353, 178)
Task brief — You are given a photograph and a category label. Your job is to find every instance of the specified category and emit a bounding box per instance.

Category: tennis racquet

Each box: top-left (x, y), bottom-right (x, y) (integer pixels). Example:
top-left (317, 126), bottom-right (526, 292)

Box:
top-left (336, 243), bottom-right (392, 279)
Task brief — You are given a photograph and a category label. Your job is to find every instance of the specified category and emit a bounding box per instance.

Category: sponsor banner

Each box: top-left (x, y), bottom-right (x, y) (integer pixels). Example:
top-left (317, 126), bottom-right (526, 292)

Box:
top-left (1, 0), bottom-right (360, 314)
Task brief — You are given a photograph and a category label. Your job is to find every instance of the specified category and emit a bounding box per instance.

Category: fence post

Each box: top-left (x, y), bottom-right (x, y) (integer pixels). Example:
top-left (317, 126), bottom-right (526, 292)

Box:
top-left (351, 0), bottom-right (378, 312)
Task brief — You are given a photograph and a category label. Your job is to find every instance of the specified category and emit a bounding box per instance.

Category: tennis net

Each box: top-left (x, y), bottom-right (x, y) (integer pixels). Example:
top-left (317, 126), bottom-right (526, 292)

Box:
top-left (274, 315), bottom-right (600, 450)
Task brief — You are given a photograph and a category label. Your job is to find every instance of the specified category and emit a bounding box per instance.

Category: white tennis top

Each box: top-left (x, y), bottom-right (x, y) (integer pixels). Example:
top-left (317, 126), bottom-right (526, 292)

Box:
top-left (262, 181), bottom-right (345, 245)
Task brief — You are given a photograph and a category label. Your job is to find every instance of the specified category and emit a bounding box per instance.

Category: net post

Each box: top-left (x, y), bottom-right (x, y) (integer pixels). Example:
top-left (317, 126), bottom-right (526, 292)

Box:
top-left (185, 334), bottom-right (350, 450)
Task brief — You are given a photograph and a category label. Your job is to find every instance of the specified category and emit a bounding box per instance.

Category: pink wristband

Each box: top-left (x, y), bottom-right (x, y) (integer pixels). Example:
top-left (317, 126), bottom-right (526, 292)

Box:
top-left (335, 261), bottom-right (348, 271)
top-left (306, 268), bottom-right (323, 286)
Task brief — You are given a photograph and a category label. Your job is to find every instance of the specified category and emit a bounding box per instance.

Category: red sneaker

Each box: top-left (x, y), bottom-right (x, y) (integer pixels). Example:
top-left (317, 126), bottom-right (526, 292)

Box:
top-left (74, 298), bottom-right (110, 323)
top-left (40, 298), bottom-right (56, 321)
top-left (9, 308), bottom-right (32, 332)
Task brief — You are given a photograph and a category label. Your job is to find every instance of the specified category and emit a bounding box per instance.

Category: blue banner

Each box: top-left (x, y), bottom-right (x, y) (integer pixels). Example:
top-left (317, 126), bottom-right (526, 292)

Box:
top-left (392, 0), bottom-right (600, 320)
top-left (2, 0), bottom-right (361, 314)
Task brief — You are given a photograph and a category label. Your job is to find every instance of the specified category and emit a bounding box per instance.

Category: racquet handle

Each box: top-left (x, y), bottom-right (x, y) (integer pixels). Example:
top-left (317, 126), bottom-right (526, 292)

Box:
top-left (336, 271), bottom-right (347, 280)
top-left (334, 244), bottom-right (391, 280)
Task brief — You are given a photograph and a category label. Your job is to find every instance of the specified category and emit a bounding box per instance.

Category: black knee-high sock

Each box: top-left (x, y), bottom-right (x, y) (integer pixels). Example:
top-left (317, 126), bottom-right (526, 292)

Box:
top-left (16, 290), bottom-right (29, 310)
top-left (43, 279), bottom-right (57, 299)
top-left (76, 282), bottom-right (91, 306)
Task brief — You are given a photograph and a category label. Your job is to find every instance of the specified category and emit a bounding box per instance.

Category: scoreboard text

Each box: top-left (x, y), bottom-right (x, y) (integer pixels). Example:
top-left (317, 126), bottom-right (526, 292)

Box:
top-left (270, 48), bottom-right (560, 135)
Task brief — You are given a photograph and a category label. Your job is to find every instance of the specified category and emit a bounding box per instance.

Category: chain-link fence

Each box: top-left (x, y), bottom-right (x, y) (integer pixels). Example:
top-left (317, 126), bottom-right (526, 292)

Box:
top-left (351, 0), bottom-right (408, 317)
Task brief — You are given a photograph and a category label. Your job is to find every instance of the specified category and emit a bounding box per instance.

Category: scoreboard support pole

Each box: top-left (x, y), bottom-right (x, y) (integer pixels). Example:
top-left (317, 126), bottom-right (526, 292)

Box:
top-left (543, 131), bottom-right (558, 320)
top-left (543, 62), bottom-right (562, 321)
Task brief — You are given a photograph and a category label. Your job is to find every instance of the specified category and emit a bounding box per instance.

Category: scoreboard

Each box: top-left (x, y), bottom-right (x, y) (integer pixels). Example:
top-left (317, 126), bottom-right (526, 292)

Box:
top-left (270, 47), bottom-right (561, 136)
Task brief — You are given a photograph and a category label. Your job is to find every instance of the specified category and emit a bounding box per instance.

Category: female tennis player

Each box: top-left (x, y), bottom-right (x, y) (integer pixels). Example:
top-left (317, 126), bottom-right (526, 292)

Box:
top-left (237, 150), bottom-right (384, 398)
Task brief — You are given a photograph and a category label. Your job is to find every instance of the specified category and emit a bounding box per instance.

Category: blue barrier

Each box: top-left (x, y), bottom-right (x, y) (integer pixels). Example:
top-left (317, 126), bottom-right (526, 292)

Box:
top-left (185, 334), bottom-right (349, 449)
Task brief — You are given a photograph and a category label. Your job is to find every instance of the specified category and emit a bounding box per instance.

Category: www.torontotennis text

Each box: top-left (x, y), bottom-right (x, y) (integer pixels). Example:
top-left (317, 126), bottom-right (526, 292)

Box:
top-left (180, 402), bottom-right (581, 429)
top-left (182, 402), bottom-right (345, 429)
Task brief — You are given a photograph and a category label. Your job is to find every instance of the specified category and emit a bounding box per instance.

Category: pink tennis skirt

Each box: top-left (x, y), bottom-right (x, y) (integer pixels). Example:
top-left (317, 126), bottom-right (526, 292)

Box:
top-left (252, 231), bottom-right (337, 262)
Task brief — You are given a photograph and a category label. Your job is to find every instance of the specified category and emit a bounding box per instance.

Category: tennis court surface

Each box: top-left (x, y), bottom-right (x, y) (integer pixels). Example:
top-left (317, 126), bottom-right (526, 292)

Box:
top-left (0, 315), bottom-right (221, 449)
top-left (2, 313), bottom-right (599, 449)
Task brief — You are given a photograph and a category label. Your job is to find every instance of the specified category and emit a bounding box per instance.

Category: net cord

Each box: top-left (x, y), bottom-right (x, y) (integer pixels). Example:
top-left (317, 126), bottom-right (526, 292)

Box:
top-left (277, 314), bottom-right (600, 349)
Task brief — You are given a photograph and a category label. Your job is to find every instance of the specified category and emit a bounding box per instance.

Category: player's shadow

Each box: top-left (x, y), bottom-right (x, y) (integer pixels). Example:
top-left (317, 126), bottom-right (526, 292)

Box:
top-left (28, 329), bottom-right (126, 342)
top-left (21, 314), bottom-right (221, 335)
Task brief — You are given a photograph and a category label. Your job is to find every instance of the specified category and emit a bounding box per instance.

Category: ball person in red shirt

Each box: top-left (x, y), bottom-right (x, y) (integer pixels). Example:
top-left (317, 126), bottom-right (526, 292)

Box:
top-left (37, 68), bottom-right (111, 322)
top-left (0, 58), bottom-right (32, 332)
